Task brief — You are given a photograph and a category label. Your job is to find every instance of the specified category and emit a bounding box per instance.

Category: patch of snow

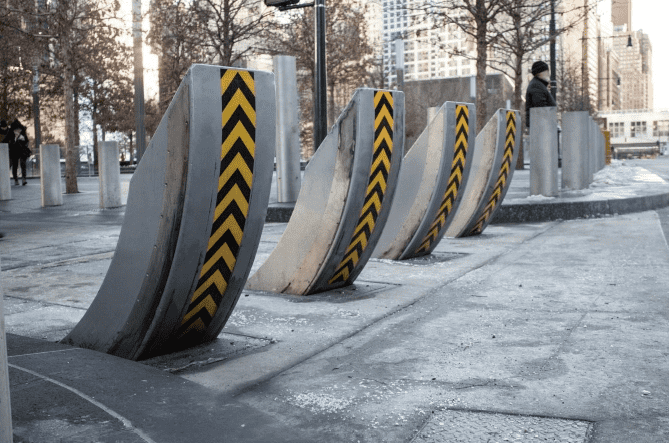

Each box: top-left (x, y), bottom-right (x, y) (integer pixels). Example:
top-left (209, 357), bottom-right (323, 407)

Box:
top-left (524, 194), bottom-right (557, 202)
top-left (590, 160), bottom-right (665, 187)
top-left (288, 392), bottom-right (353, 413)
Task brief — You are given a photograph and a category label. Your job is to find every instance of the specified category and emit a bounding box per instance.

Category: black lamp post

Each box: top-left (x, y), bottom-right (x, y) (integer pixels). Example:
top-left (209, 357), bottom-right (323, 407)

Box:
top-left (549, 0), bottom-right (557, 101)
top-left (265, 0), bottom-right (327, 151)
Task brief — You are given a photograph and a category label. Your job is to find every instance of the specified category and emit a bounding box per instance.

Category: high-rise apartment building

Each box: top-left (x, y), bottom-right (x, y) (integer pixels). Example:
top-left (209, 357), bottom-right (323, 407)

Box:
top-left (380, 0), bottom-right (477, 86)
top-left (613, 28), bottom-right (653, 110)
top-left (611, 0), bottom-right (632, 30)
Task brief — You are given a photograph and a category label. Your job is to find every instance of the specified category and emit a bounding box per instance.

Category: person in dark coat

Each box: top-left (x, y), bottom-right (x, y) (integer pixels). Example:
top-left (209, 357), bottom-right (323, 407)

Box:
top-left (0, 120), bottom-right (9, 140)
top-left (2, 119), bottom-right (30, 185)
top-left (525, 61), bottom-right (557, 128)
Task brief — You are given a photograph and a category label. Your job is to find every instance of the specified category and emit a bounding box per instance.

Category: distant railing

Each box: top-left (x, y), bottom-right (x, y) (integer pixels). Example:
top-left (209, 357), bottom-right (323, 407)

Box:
top-left (599, 109), bottom-right (669, 116)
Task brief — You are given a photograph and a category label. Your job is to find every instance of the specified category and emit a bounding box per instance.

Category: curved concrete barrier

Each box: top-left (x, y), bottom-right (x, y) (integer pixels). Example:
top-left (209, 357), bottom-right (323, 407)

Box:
top-left (446, 109), bottom-right (520, 237)
top-left (373, 102), bottom-right (476, 260)
top-left (63, 65), bottom-right (275, 359)
top-left (246, 88), bottom-right (404, 295)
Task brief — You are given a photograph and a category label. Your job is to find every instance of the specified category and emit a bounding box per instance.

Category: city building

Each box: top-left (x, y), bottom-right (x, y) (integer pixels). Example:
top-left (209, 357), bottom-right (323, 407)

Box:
top-left (612, 27), bottom-right (653, 110)
top-left (599, 109), bottom-right (669, 151)
top-left (380, 0), bottom-right (478, 87)
top-left (611, 0), bottom-right (632, 29)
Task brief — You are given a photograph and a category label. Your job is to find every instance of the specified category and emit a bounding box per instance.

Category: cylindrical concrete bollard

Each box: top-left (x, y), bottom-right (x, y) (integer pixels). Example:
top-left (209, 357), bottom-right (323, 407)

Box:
top-left (0, 144), bottom-right (10, 201)
top-left (529, 107), bottom-right (559, 197)
top-left (562, 111), bottom-right (590, 190)
top-left (427, 106), bottom-right (439, 124)
top-left (599, 131), bottom-right (606, 170)
top-left (589, 119), bottom-right (598, 178)
top-left (99, 141), bottom-right (122, 208)
top-left (0, 260), bottom-right (13, 443)
top-left (604, 130), bottom-right (612, 165)
top-left (40, 144), bottom-right (63, 207)
top-left (273, 55), bottom-right (302, 203)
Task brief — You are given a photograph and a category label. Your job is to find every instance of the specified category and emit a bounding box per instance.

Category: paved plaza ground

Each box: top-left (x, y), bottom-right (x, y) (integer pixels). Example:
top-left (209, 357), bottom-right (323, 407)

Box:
top-left (1, 159), bottom-right (668, 442)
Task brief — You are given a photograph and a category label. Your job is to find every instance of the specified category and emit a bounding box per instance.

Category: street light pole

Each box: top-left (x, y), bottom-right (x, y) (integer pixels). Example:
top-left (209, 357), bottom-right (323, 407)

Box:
top-left (132, 0), bottom-right (147, 164)
top-left (265, 0), bottom-right (326, 151)
top-left (549, 0), bottom-right (557, 101)
top-left (313, 0), bottom-right (327, 151)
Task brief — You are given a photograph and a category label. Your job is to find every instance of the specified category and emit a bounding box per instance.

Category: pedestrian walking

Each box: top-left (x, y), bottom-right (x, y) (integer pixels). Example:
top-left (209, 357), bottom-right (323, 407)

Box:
top-left (0, 120), bottom-right (9, 140)
top-left (525, 61), bottom-right (556, 128)
top-left (2, 119), bottom-right (30, 186)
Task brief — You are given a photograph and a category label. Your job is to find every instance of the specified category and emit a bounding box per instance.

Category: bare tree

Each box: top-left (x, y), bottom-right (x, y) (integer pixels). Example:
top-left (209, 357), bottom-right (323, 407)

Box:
top-left (0, 7), bottom-right (32, 122)
top-left (2, 0), bottom-right (123, 193)
top-left (488, 0), bottom-right (589, 168)
top-left (261, 0), bottom-right (376, 156)
top-left (416, 0), bottom-right (507, 132)
top-left (149, 0), bottom-right (276, 113)
top-left (147, 0), bottom-right (208, 113)
top-left (557, 54), bottom-right (590, 114)
top-left (74, 21), bottom-right (133, 171)
top-left (196, 0), bottom-right (274, 66)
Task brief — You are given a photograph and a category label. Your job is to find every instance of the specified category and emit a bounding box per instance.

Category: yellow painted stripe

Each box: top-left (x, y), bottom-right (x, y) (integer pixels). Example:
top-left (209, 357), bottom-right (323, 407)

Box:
top-left (219, 152), bottom-right (254, 190)
top-left (222, 121), bottom-right (256, 156)
top-left (221, 70), bottom-right (255, 95)
top-left (222, 89), bottom-right (256, 126)
top-left (214, 184), bottom-right (250, 220)
top-left (328, 90), bottom-right (393, 285)
top-left (179, 69), bottom-right (256, 338)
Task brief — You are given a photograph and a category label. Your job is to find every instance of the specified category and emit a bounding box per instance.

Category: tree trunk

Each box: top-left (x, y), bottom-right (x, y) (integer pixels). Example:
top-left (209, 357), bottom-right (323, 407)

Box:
top-left (327, 83), bottom-right (335, 127)
top-left (93, 119), bottom-right (99, 171)
top-left (74, 82), bottom-right (80, 175)
top-left (514, 55), bottom-right (524, 170)
top-left (63, 39), bottom-right (79, 194)
top-left (128, 130), bottom-right (134, 164)
top-left (475, 2), bottom-right (487, 133)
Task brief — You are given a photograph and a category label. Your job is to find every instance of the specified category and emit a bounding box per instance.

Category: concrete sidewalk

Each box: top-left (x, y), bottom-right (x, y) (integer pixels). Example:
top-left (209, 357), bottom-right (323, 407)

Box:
top-left (1, 159), bottom-right (669, 442)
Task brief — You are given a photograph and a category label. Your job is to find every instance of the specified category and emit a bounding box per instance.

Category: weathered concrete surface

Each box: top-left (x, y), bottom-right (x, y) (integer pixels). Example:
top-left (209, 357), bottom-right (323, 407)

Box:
top-left (2, 164), bottom-right (669, 442)
top-left (227, 211), bottom-right (669, 443)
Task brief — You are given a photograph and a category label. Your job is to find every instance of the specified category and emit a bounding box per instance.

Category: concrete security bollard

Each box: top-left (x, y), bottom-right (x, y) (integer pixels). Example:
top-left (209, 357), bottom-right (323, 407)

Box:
top-left (0, 144), bottom-right (10, 201)
top-left (374, 102), bottom-right (475, 260)
top-left (589, 119), bottom-right (597, 178)
top-left (0, 261), bottom-right (13, 443)
top-left (99, 141), bottom-right (122, 208)
top-left (599, 131), bottom-right (606, 170)
top-left (427, 106), bottom-right (439, 124)
top-left (529, 107), bottom-right (558, 197)
top-left (64, 65), bottom-right (276, 359)
top-left (562, 112), bottom-right (590, 190)
top-left (40, 144), bottom-right (63, 207)
top-left (604, 130), bottom-right (612, 165)
top-left (273, 55), bottom-right (302, 203)
top-left (446, 109), bottom-right (521, 237)
top-left (247, 88), bottom-right (404, 295)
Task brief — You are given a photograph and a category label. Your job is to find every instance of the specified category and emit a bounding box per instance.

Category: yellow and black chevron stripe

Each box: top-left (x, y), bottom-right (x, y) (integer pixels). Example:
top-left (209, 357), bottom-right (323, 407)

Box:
top-left (178, 69), bottom-right (256, 339)
top-left (328, 91), bottom-right (394, 285)
top-left (467, 111), bottom-right (516, 236)
top-left (414, 104), bottom-right (469, 255)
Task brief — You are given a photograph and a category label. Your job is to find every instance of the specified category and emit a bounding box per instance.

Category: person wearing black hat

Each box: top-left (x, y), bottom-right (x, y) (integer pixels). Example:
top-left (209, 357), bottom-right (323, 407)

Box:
top-left (525, 61), bottom-right (556, 128)
top-left (2, 119), bottom-right (30, 185)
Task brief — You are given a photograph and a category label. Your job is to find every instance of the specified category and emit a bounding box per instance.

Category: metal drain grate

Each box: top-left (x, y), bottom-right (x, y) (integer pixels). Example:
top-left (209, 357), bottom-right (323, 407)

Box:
top-left (141, 332), bottom-right (271, 373)
top-left (412, 410), bottom-right (591, 443)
